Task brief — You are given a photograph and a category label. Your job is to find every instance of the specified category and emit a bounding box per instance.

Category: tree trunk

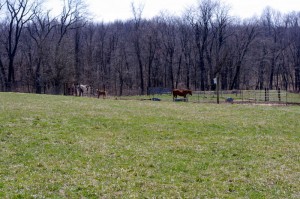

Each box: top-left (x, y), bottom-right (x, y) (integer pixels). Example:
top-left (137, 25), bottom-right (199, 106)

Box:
top-left (0, 56), bottom-right (7, 91)
top-left (35, 59), bottom-right (42, 94)
top-left (230, 61), bottom-right (242, 90)
top-left (7, 58), bottom-right (15, 91)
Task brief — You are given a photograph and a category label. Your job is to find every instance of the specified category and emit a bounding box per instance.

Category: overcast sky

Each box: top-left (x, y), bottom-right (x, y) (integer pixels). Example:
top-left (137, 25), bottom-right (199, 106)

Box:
top-left (46, 0), bottom-right (300, 22)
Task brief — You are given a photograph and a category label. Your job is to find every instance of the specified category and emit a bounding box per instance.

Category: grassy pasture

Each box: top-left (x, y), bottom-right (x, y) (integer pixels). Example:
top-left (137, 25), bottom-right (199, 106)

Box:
top-left (0, 92), bottom-right (300, 198)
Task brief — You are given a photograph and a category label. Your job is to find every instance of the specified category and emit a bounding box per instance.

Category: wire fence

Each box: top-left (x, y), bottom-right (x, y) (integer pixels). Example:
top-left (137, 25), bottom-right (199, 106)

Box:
top-left (117, 89), bottom-right (300, 105)
top-left (185, 90), bottom-right (300, 104)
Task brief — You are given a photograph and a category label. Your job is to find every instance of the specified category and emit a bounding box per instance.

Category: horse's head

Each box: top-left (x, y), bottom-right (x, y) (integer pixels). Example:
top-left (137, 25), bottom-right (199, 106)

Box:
top-left (187, 90), bottom-right (192, 96)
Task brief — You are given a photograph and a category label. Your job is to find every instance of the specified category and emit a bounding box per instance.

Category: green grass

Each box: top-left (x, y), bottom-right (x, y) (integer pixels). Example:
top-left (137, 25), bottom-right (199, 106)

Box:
top-left (1, 92), bottom-right (300, 198)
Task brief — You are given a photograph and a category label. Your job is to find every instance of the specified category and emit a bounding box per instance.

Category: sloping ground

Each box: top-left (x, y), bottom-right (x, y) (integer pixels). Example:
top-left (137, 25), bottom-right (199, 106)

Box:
top-left (0, 92), bottom-right (300, 198)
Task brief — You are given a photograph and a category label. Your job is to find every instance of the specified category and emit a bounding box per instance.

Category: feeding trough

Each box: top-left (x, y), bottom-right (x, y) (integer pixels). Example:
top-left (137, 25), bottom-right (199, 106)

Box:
top-left (174, 98), bottom-right (188, 102)
top-left (151, 98), bottom-right (161, 101)
top-left (226, 97), bottom-right (234, 103)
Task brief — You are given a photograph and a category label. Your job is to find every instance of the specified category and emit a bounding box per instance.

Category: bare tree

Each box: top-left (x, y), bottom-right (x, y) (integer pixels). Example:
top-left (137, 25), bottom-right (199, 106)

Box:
top-left (0, 0), bottom-right (4, 14)
top-left (158, 14), bottom-right (178, 89)
top-left (230, 22), bottom-right (258, 89)
top-left (57, 0), bottom-right (86, 44)
top-left (131, 2), bottom-right (145, 94)
top-left (144, 21), bottom-right (160, 93)
top-left (189, 0), bottom-right (218, 90)
top-left (27, 10), bottom-right (56, 93)
top-left (104, 26), bottom-right (118, 91)
top-left (113, 27), bottom-right (129, 96)
top-left (0, 0), bottom-right (4, 11)
top-left (260, 7), bottom-right (284, 90)
top-left (178, 18), bottom-right (194, 89)
top-left (3, 0), bottom-right (38, 91)
top-left (52, 0), bottom-right (87, 94)
top-left (286, 12), bottom-right (300, 91)
top-left (210, 3), bottom-right (231, 102)
top-left (80, 22), bottom-right (97, 87)
top-left (0, 0), bottom-right (6, 90)
top-left (204, 2), bottom-right (231, 91)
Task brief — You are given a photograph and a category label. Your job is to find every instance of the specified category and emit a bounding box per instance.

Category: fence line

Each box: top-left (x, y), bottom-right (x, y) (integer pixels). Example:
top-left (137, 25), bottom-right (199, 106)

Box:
top-left (191, 89), bottom-right (300, 104)
top-left (114, 89), bottom-right (300, 105)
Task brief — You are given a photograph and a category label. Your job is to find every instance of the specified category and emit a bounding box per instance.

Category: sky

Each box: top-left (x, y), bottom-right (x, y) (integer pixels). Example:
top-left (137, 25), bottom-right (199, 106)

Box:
top-left (46, 0), bottom-right (300, 22)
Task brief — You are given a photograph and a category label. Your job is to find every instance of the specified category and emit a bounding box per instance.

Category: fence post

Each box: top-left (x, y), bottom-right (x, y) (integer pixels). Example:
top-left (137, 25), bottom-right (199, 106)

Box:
top-left (242, 90), bottom-right (244, 102)
top-left (216, 76), bottom-right (220, 104)
top-left (265, 88), bottom-right (267, 102)
top-left (278, 88), bottom-right (281, 102)
top-left (265, 88), bottom-right (270, 102)
top-left (286, 90), bottom-right (288, 105)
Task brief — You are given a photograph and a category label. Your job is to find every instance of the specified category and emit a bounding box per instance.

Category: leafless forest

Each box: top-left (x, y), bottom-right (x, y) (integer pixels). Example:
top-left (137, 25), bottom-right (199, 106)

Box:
top-left (0, 0), bottom-right (300, 96)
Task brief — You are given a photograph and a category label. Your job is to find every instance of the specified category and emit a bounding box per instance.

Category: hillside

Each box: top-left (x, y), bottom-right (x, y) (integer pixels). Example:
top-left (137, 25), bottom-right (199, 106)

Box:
top-left (0, 93), bottom-right (300, 198)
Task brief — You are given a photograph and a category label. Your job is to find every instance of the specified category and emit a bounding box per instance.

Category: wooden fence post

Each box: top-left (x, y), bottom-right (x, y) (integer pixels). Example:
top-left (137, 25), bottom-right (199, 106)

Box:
top-left (265, 88), bottom-right (267, 102)
top-left (265, 88), bottom-right (269, 102)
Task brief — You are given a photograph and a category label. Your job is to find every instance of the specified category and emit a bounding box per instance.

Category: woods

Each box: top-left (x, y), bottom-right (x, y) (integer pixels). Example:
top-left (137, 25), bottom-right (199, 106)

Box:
top-left (0, 0), bottom-right (300, 95)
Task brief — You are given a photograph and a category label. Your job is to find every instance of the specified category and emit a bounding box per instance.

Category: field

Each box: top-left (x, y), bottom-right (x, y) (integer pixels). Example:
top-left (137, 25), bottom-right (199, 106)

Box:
top-left (0, 92), bottom-right (300, 198)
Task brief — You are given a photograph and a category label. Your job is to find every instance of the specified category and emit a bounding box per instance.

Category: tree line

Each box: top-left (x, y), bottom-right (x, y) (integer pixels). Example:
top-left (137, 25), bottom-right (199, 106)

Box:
top-left (0, 0), bottom-right (300, 95)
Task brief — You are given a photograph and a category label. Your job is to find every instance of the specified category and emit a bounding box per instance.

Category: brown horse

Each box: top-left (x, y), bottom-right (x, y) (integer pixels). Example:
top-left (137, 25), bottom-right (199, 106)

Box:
top-left (172, 89), bottom-right (192, 100)
top-left (97, 89), bottom-right (107, 99)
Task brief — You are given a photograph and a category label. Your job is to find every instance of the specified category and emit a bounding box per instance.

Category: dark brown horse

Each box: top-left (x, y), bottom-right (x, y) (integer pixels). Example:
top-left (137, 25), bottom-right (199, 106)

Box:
top-left (97, 89), bottom-right (107, 99)
top-left (172, 89), bottom-right (192, 100)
